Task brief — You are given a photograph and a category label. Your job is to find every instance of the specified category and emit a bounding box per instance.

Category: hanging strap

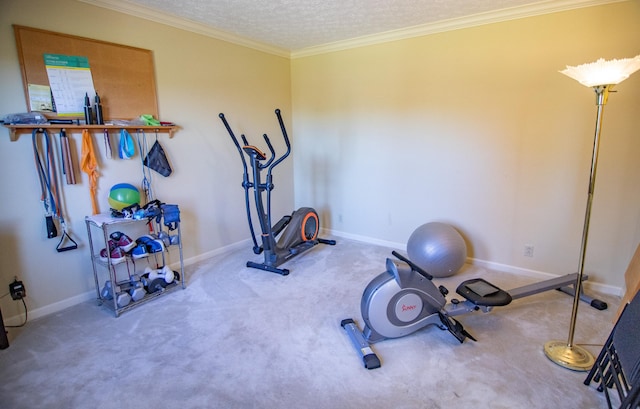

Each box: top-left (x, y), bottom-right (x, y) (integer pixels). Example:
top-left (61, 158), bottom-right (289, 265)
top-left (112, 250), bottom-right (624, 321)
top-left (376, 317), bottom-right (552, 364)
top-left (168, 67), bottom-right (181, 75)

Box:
top-left (136, 129), bottom-right (154, 202)
top-left (103, 129), bottom-right (112, 159)
top-left (32, 128), bottom-right (60, 238)
top-left (56, 219), bottom-right (78, 252)
top-left (32, 128), bottom-right (79, 250)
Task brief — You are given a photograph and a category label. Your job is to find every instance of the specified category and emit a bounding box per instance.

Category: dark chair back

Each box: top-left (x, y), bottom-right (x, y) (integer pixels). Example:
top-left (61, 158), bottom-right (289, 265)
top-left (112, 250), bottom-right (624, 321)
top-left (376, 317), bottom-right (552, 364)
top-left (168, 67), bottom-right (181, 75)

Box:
top-left (585, 290), bottom-right (640, 408)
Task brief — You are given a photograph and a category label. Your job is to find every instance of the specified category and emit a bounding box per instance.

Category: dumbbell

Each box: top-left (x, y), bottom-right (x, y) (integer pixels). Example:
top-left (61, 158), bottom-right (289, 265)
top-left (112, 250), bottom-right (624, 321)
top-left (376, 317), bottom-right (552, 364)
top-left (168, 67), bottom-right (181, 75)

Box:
top-left (129, 282), bottom-right (145, 302)
top-left (142, 277), bottom-right (165, 294)
top-left (100, 280), bottom-right (113, 299)
top-left (116, 292), bottom-right (131, 307)
top-left (100, 280), bottom-right (132, 307)
top-left (118, 277), bottom-right (146, 302)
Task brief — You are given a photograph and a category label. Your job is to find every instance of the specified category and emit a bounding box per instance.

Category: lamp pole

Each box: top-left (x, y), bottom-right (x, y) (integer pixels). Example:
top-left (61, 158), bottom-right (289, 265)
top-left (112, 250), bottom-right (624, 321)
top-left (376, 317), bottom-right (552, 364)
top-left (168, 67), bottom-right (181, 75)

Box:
top-left (543, 85), bottom-right (609, 371)
top-left (544, 55), bottom-right (640, 371)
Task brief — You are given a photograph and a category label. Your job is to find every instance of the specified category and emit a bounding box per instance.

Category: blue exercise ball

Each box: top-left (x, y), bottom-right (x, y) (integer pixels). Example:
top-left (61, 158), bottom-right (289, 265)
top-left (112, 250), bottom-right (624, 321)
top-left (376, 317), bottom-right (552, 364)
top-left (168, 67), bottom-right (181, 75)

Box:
top-left (406, 222), bottom-right (467, 278)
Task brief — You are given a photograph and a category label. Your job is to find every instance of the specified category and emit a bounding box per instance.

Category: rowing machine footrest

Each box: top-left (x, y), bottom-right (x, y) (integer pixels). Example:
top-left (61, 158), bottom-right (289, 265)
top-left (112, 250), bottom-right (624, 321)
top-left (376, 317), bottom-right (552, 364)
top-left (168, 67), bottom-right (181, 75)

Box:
top-left (591, 299), bottom-right (608, 311)
top-left (456, 278), bottom-right (512, 307)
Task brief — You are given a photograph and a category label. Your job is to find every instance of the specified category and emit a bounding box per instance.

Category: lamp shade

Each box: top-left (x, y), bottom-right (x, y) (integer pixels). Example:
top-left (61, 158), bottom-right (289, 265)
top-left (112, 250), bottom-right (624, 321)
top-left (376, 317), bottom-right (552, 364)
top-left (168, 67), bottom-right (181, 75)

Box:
top-left (560, 55), bottom-right (640, 87)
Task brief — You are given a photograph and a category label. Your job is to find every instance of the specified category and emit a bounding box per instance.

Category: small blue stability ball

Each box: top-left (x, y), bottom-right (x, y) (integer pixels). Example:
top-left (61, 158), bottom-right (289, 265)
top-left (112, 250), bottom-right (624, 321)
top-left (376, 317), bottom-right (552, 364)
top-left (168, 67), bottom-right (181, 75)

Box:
top-left (406, 222), bottom-right (467, 278)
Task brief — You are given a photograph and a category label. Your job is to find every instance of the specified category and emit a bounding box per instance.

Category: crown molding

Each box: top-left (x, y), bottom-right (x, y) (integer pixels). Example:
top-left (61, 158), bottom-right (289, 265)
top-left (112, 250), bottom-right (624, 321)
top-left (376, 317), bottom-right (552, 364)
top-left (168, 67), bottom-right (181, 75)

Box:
top-left (291, 0), bottom-right (626, 58)
top-left (77, 0), bottom-right (290, 58)
top-left (79, 0), bottom-right (625, 60)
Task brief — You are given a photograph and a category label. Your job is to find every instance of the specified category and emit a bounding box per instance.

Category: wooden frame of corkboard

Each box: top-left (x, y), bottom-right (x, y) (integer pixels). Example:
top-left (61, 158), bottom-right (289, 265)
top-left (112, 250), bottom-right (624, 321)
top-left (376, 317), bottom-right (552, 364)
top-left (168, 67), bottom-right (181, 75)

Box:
top-left (13, 25), bottom-right (158, 120)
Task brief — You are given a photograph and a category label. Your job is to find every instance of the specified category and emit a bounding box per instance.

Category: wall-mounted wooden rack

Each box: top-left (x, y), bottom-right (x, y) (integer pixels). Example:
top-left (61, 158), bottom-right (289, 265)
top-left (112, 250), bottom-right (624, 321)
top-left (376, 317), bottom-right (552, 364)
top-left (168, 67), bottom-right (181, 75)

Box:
top-left (3, 124), bottom-right (178, 142)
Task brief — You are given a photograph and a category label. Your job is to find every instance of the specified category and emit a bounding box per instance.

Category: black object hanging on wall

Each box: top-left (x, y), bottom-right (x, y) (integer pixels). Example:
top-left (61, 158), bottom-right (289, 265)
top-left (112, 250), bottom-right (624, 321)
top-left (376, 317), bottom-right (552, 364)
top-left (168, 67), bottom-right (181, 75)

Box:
top-left (144, 139), bottom-right (172, 177)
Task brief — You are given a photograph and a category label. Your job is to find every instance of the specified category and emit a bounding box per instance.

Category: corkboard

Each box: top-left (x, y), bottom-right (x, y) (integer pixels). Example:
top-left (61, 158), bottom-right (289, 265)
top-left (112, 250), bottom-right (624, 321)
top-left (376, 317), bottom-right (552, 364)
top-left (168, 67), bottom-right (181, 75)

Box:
top-left (13, 25), bottom-right (158, 120)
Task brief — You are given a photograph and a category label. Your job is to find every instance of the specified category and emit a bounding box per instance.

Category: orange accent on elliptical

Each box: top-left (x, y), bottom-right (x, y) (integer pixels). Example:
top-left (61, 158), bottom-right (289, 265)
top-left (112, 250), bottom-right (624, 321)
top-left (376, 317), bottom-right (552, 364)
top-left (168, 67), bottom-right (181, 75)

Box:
top-left (300, 212), bottom-right (319, 242)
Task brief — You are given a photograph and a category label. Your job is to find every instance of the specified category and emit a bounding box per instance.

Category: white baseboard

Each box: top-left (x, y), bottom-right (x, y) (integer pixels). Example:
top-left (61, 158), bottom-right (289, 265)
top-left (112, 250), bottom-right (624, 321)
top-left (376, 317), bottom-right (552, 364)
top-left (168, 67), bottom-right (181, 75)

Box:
top-left (4, 232), bottom-right (621, 325)
top-left (2, 239), bottom-right (251, 325)
top-left (174, 238), bottom-right (251, 268)
top-left (468, 257), bottom-right (622, 297)
top-left (324, 228), bottom-right (405, 250)
top-left (325, 228), bottom-right (623, 297)
top-left (4, 290), bottom-right (95, 326)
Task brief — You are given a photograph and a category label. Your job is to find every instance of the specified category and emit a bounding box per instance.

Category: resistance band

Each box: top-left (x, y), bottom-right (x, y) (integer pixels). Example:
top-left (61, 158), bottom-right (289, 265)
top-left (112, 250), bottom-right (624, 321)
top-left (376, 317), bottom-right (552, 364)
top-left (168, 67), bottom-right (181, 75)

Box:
top-left (80, 129), bottom-right (99, 215)
top-left (32, 128), bottom-right (78, 251)
top-left (32, 128), bottom-right (60, 238)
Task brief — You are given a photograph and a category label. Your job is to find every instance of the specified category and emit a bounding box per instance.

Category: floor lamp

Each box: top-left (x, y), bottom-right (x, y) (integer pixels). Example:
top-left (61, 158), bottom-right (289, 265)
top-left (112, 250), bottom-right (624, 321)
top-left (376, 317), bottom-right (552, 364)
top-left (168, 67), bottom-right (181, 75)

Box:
top-left (544, 55), bottom-right (640, 371)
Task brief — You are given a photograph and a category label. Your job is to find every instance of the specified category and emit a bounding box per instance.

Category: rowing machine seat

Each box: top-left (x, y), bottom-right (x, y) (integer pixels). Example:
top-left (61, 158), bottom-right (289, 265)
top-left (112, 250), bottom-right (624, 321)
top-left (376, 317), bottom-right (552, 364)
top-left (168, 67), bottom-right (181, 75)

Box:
top-left (456, 278), bottom-right (512, 307)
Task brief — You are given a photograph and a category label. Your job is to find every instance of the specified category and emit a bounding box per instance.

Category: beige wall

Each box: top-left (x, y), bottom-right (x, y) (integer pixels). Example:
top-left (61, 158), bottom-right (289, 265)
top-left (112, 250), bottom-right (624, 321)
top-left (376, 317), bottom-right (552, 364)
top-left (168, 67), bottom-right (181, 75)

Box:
top-left (1, 0), bottom-right (639, 323)
top-left (291, 1), bottom-right (640, 289)
top-left (0, 0), bottom-right (292, 321)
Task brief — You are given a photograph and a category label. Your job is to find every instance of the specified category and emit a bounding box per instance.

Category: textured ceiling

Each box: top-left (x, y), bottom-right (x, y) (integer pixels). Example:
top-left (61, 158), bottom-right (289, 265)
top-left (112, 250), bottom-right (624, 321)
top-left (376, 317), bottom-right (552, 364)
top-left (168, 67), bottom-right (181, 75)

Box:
top-left (85, 0), bottom-right (618, 54)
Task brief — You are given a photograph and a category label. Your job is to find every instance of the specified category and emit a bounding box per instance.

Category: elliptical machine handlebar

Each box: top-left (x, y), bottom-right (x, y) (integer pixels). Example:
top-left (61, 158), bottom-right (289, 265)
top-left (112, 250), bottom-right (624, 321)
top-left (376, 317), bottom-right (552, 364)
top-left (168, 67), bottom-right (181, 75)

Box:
top-left (267, 109), bottom-right (291, 173)
top-left (259, 134), bottom-right (276, 169)
top-left (219, 110), bottom-right (291, 172)
top-left (219, 112), bottom-right (261, 252)
top-left (239, 134), bottom-right (272, 166)
top-left (219, 113), bottom-right (247, 172)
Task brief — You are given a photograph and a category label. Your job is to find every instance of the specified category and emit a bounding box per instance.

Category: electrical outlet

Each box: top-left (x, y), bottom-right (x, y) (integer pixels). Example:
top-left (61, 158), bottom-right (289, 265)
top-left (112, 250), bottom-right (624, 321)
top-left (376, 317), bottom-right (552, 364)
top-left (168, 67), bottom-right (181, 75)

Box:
top-left (9, 279), bottom-right (25, 300)
top-left (524, 245), bottom-right (534, 258)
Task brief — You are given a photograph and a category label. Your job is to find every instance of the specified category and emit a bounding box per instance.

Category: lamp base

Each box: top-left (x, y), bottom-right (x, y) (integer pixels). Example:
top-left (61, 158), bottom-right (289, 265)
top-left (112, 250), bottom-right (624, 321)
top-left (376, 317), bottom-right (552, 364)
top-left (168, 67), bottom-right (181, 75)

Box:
top-left (543, 340), bottom-right (595, 371)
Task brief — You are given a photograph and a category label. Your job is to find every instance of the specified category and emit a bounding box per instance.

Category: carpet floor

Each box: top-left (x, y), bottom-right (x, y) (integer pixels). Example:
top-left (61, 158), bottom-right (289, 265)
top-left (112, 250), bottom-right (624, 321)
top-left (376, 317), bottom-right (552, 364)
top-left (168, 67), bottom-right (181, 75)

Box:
top-left (0, 236), bottom-right (620, 408)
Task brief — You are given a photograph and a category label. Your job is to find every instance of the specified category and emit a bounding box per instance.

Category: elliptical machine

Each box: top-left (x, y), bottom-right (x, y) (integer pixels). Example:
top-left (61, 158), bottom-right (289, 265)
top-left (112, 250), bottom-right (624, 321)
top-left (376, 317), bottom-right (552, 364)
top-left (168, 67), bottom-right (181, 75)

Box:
top-left (219, 109), bottom-right (336, 276)
top-left (342, 251), bottom-right (607, 369)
